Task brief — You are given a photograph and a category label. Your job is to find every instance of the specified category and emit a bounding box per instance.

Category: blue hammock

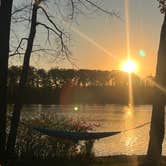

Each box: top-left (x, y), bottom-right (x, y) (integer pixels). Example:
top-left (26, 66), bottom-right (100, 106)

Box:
top-left (33, 127), bottom-right (121, 140)
top-left (33, 122), bottom-right (150, 140)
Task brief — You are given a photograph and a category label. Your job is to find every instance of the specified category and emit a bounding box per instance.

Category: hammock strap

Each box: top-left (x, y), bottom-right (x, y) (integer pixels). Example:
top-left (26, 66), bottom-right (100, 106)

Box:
top-left (122, 122), bottom-right (151, 133)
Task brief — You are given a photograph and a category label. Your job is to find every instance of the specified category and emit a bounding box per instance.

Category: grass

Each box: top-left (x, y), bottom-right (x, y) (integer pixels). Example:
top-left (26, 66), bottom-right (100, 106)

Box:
top-left (12, 112), bottom-right (97, 160)
top-left (7, 113), bottom-right (166, 166)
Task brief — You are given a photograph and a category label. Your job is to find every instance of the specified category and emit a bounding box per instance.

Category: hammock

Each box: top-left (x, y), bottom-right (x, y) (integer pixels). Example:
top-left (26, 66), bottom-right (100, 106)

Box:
top-left (33, 127), bottom-right (121, 140)
top-left (33, 122), bottom-right (150, 140)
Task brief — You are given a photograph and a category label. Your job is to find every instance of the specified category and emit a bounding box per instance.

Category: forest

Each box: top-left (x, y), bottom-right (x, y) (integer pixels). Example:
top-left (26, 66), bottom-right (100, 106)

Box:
top-left (8, 66), bottom-right (155, 104)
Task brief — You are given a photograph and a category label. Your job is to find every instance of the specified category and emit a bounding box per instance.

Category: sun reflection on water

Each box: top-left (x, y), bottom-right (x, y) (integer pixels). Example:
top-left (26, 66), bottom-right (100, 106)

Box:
top-left (123, 105), bottom-right (138, 154)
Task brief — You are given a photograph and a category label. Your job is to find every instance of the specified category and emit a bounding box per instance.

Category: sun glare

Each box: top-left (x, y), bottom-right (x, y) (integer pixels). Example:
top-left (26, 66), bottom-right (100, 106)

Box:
top-left (122, 60), bottom-right (137, 73)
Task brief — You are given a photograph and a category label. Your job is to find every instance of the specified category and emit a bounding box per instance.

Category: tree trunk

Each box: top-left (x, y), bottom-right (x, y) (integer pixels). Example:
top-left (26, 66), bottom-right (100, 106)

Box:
top-left (0, 0), bottom-right (13, 162)
top-left (7, 4), bottom-right (38, 156)
top-left (146, 14), bottom-right (166, 166)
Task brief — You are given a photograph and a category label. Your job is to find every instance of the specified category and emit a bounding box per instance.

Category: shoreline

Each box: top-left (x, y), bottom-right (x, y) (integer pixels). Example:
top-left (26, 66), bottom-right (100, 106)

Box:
top-left (15, 155), bottom-right (166, 166)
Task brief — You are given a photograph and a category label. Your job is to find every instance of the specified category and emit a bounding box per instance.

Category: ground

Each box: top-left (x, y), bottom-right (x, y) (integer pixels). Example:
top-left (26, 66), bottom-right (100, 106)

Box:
top-left (13, 156), bottom-right (166, 166)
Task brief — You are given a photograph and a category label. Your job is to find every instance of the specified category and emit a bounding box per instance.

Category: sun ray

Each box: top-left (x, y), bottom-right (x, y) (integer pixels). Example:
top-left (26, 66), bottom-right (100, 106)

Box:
top-left (129, 73), bottom-right (134, 110)
top-left (52, 11), bottom-right (122, 65)
top-left (125, 0), bottom-right (131, 60)
top-left (69, 26), bottom-right (121, 62)
top-left (145, 78), bottom-right (166, 94)
top-left (56, 3), bottom-right (166, 108)
top-left (124, 0), bottom-right (134, 112)
top-left (56, 14), bottom-right (121, 62)
top-left (131, 73), bottom-right (166, 97)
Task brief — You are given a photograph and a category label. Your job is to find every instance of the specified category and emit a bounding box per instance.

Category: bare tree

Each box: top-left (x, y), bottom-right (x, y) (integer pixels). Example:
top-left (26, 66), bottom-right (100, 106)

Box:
top-left (0, 0), bottom-right (13, 164)
top-left (7, 0), bottom-right (117, 158)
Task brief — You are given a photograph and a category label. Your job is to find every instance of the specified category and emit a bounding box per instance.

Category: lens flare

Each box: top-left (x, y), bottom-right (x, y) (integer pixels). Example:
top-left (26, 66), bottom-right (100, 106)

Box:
top-left (74, 106), bottom-right (79, 111)
top-left (139, 50), bottom-right (146, 57)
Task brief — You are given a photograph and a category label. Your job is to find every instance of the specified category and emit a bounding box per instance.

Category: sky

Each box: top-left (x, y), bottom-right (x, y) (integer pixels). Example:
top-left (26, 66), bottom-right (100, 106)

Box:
top-left (11, 0), bottom-right (164, 77)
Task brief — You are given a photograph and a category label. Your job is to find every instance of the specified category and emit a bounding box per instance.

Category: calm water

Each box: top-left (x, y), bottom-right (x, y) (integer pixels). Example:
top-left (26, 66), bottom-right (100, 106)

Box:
top-left (21, 104), bottom-right (166, 156)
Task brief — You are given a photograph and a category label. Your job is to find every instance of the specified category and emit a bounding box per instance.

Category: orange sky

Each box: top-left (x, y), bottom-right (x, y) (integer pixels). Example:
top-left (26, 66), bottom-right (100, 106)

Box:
top-left (11, 0), bottom-right (164, 77)
top-left (66, 0), bottom-right (163, 78)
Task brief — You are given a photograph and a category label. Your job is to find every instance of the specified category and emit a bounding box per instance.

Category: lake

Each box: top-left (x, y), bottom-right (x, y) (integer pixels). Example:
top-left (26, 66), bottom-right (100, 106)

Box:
top-left (21, 104), bottom-right (166, 156)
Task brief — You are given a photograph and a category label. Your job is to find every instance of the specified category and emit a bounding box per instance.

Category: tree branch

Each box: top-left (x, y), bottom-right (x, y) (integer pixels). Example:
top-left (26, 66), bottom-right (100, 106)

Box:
top-left (12, 4), bottom-right (31, 15)
top-left (10, 38), bottom-right (28, 57)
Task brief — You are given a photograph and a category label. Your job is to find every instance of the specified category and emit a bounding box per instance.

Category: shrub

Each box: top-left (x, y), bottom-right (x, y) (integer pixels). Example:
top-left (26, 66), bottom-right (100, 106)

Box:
top-left (14, 112), bottom-right (98, 160)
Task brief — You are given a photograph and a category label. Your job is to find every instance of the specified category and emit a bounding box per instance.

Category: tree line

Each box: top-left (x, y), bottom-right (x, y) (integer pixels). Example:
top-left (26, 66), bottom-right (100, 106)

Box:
top-left (7, 66), bottom-right (155, 105)
top-left (8, 66), bottom-right (154, 89)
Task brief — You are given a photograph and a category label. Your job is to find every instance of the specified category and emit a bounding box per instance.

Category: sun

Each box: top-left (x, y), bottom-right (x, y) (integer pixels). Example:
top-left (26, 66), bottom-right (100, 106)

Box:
top-left (121, 60), bottom-right (137, 73)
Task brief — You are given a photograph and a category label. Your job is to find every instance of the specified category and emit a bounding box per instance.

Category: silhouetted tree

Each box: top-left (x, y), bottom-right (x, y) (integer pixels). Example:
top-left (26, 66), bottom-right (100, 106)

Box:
top-left (146, 1), bottom-right (166, 165)
top-left (8, 66), bottom-right (21, 94)
top-left (7, 1), bottom-right (40, 156)
top-left (110, 70), bottom-right (128, 87)
top-left (0, 0), bottom-right (13, 163)
top-left (7, 66), bottom-right (150, 89)
top-left (77, 70), bottom-right (90, 87)
top-left (37, 69), bottom-right (50, 88)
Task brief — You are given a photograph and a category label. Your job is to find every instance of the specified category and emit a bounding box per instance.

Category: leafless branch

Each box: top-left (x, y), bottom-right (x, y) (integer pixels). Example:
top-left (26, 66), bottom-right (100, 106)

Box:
top-left (38, 6), bottom-right (66, 37)
top-left (37, 6), bottom-right (70, 59)
top-left (10, 48), bottom-right (58, 57)
top-left (12, 4), bottom-right (31, 15)
top-left (12, 16), bottom-right (31, 23)
top-left (36, 22), bottom-right (60, 36)
top-left (70, 0), bottom-right (75, 19)
top-left (10, 38), bottom-right (28, 57)
top-left (84, 0), bottom-right (114, 15)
